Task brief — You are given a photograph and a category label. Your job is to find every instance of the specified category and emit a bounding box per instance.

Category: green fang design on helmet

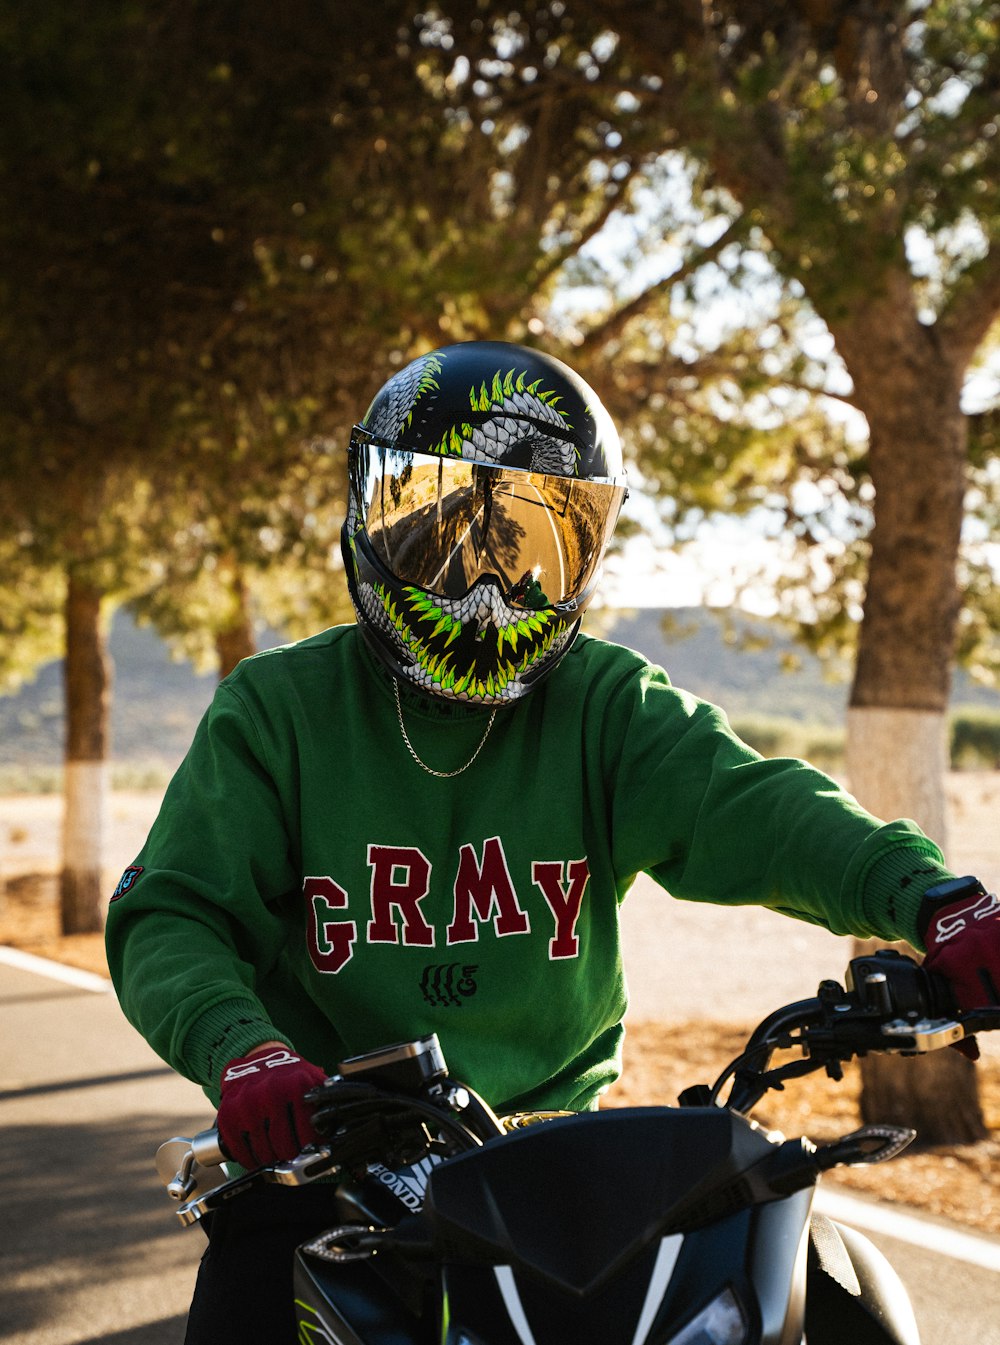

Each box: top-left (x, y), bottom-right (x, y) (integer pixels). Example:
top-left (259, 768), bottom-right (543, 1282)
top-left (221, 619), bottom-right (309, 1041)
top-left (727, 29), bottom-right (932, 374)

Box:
top-left (365, 581), bottom-right (574, 702)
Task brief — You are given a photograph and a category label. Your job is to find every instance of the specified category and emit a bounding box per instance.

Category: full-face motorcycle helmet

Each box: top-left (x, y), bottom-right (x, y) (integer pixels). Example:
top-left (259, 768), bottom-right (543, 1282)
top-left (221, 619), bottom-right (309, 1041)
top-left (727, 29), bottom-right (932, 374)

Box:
top-left (342, 340), bottom-right (628, 704)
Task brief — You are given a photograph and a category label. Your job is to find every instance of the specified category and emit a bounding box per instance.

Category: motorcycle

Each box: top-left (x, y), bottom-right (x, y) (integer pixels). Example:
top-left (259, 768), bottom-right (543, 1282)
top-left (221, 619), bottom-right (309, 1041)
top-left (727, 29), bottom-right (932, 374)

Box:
top-left (156, 949), bottom-right (999, 1344)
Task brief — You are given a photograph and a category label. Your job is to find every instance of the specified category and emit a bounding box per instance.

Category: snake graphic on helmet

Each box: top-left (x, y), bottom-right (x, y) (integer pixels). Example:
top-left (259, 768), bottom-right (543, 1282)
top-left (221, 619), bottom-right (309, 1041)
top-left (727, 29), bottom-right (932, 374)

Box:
top-left (343, 341), bottom-right (627, 704)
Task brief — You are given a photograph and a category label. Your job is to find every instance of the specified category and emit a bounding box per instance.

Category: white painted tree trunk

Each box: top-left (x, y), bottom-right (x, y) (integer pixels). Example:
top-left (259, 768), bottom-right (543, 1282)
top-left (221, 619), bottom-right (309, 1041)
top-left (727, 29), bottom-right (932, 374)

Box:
top-left (844, 706), bottom-right (949, 853)
top-left (60, 572), bottom-right (112, 934)
top-left (844, 707), bottom-right (987, 1145)
top-left (61, 760), bottom-right (110, 925)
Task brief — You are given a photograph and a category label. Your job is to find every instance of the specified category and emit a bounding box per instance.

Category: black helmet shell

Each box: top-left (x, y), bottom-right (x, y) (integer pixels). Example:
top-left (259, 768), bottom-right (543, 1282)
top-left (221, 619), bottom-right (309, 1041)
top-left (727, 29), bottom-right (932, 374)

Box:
top-left (359, 340), bottom-right (624, 483)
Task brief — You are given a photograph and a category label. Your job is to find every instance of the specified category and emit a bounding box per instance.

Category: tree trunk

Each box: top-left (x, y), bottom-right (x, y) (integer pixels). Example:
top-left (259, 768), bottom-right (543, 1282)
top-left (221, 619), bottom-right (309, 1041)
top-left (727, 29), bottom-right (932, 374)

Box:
top-left (843, 307), bottom-right (965, 801)
top-left (835, 296), bottom-right (985, 1144)
top-left (60, 570), bottom-right (112, 934)
top-left (215, 569), bottom-right (255, 678)
top-left (856, 1019), bottom-right (986, 1145)
top-left (845, 708), bottom-right (948, 845)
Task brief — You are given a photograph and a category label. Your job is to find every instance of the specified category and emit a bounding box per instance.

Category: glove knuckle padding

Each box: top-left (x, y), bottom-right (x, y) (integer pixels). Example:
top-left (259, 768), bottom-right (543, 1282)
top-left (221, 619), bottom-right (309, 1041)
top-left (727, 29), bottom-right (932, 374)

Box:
top-left (217, 1046), bottom-right (326, 1169)
top-left (923, 889), bottom-right (1000, 1012)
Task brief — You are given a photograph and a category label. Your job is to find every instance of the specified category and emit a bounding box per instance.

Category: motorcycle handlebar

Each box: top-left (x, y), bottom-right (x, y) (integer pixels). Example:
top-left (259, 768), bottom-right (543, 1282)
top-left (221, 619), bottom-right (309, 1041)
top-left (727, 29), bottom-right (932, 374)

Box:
top-left (191, 1128), bottom-right (225, 1168)
top-left (158, 951), bottom-right (1000, 1220)
top-left (710, 949), bottom-right (1000, 1112)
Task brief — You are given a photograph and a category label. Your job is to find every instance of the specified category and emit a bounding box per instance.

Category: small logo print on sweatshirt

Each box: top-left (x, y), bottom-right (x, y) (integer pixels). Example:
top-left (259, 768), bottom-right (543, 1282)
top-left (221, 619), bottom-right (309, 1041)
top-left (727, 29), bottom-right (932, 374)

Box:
top-left (419, 963), bottom-right (479, 1007)
top-left (110, 865), bottom-right (144, 901)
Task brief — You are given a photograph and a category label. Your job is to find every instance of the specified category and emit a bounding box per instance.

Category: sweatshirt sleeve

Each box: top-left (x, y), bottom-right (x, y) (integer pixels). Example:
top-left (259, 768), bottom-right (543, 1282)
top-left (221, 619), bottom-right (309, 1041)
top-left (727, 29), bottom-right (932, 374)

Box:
top-left (105, 678), bottom-right (301, 1102)
top-left (600, 654), bottom-right (953, 947)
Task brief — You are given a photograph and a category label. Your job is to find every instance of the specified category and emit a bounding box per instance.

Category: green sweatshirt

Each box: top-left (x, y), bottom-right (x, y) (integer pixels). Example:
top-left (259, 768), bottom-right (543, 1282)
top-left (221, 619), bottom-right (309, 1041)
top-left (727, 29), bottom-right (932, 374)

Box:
top-left (105, 625), bottom-right (951, 1115)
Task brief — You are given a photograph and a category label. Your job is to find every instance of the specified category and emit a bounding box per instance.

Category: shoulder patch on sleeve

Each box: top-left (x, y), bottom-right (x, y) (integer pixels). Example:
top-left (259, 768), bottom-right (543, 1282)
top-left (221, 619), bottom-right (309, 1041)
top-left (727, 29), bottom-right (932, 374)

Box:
top-left (111, 865), bottom-right (144, 902)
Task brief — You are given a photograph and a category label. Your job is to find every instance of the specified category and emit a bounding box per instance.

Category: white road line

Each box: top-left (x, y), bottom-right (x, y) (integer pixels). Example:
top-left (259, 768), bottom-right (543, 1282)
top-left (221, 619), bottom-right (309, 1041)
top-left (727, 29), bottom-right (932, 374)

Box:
top-left (0, 944), bottom-right (112, 993)
top-left (816, 1187), bottom-right (1000, 1270)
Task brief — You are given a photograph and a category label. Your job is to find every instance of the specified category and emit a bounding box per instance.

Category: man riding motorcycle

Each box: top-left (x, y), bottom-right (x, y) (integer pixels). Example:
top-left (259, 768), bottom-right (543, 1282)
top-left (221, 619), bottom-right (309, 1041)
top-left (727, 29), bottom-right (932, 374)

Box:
top-left (105, 340), bottom-right (1000, 1344)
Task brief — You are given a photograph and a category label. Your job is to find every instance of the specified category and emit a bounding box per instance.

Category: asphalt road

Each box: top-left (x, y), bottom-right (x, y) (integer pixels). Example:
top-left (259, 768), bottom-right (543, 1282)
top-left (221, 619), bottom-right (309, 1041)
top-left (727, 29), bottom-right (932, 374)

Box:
top-left (3, 885), bottom-right (1000, 1345)
top-left (1, 957), bottom-right (207, 1344)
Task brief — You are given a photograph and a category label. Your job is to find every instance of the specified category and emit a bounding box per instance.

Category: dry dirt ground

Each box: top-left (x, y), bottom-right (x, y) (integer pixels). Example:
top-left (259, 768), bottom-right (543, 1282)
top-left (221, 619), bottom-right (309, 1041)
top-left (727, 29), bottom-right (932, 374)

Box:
top-left (2, 776), bottom-right (1000, 1237)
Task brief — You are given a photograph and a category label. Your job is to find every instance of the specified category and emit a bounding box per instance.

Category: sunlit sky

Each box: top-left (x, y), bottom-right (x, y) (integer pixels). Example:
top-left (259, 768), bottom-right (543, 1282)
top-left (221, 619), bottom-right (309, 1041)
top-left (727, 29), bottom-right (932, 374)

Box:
top-left (597, 523), bottom-right (784, 613)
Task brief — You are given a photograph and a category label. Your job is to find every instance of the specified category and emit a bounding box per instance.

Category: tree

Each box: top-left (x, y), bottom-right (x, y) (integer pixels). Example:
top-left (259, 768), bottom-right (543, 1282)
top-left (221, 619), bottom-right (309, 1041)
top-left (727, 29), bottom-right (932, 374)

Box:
top-left (0, 0), bottom-right (663, 929)
top-left (433, 1), bottom-right (1000, 1142)
top-left (0, 437), bottom-right (150, 932)
top-left (444, 0), bottom-right (1000, 830)
top-left (0, 2), bottom-right (360, 922)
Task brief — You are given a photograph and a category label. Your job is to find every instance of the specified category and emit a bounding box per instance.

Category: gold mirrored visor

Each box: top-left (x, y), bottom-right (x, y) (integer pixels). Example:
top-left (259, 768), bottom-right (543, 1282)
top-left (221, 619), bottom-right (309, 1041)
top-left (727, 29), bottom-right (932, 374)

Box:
top-left (350, 434), bottom-right (626, 610)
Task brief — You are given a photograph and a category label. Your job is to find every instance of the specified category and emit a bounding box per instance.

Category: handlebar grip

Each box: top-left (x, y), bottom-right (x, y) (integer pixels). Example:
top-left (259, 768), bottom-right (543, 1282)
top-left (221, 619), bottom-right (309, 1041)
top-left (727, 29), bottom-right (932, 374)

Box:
top-left (191, 1128), bottom-right (226, 1168)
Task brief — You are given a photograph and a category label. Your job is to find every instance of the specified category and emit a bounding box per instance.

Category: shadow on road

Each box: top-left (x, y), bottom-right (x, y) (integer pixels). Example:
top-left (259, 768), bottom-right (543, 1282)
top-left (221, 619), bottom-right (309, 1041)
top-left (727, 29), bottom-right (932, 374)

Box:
top-left (0, 1066), bottom-right (176, 1104)
top-left (76, 1317), bottom-right (191, 1345)
top-left (2, 1111), bottom-right (206, 1343)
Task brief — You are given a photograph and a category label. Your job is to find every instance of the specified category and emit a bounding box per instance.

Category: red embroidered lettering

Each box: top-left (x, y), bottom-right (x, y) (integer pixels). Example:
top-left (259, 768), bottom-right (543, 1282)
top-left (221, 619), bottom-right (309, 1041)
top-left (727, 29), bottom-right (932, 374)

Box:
top-left (532, 859), bottom-right (589, 960)
top-left (304, 876), bottom-right (357, 974)
top-left (447, 836), bottom-right (531, 943)
top-left (367, 845), bottom-right (435, 946)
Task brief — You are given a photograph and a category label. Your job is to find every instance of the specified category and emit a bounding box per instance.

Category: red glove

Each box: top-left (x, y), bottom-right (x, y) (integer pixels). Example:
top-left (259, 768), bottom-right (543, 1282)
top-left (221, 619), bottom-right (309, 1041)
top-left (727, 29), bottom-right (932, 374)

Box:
top-left (216, 1044), bottom-right (327, 1170)
top-left (921, 877), bottom-right (1000, 1014)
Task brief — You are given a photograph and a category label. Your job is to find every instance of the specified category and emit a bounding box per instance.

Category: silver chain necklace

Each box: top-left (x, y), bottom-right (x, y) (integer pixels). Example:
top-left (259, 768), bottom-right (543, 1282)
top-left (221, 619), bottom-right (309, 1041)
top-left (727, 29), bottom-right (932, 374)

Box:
top-left (393, 678), bottom-right (498, 778)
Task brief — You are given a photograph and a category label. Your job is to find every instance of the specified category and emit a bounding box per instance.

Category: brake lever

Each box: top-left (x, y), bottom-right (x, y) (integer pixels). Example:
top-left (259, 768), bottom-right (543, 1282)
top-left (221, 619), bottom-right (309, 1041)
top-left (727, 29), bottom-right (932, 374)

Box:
top-left (171, 1144), bottom-right (339, 1227)
top-left (956, 1006), bottom-right (1000, 1035)
top-left (802, 1011), bottom-right (965, 1059)
top-left (877, 1017), bottom-right (966, 1052)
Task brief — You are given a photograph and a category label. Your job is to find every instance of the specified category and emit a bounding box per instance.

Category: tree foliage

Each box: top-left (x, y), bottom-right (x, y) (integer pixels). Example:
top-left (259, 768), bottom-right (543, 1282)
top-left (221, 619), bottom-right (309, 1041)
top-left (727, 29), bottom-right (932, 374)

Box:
top-left (5, 2), bottom-right (999, 703)
top-left (2, 1), bottom-right (676, 670)
top-left (428, 1), bottom-right (1000, 689)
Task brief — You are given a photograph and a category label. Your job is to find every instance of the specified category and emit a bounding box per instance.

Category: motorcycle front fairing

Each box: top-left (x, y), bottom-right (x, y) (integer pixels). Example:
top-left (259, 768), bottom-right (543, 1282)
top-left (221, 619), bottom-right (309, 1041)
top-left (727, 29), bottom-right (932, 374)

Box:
top-left (168, 963), bottom-right (983, 1344)
top-left (293, 1104), bottom-right (924, 1345)
top-left (436, 1201), bottom-right (811, 1345)
top-left (294, 1107), bottom-right (816, 1345)
top-left (427, 1108), bottom-right (809, 1345)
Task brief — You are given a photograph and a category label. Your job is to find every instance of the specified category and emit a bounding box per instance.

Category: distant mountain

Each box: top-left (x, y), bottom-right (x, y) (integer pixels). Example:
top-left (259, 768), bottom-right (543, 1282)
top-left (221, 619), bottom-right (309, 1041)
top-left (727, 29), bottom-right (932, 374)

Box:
top-left (601, 607), bottom-right (1000, 722)
top-left (596, 607), bottom-right (851, 724)
top-left (1, 606), bottom-right (996, 766)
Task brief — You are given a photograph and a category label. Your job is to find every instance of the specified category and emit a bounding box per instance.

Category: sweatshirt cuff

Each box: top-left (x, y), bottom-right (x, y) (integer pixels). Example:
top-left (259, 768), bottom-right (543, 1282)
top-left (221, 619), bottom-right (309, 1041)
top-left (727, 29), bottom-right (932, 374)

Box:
top-left (181, 997), bottom-right (295, 1097)
top-left (861, 844), bottom-right (956, 949)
